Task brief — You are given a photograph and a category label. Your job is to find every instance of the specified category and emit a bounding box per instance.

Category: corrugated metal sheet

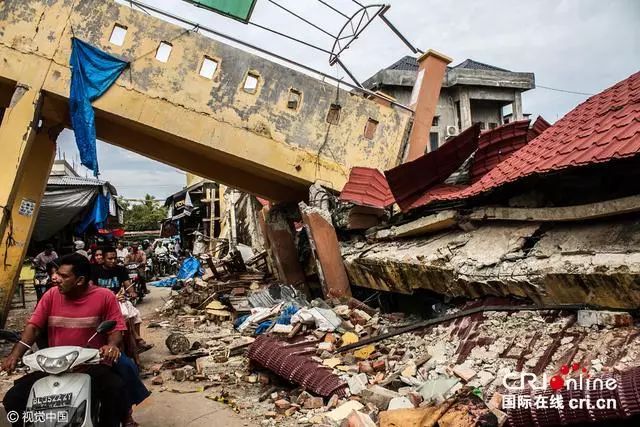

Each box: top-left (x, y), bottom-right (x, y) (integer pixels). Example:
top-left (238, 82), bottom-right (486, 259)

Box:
top-left (48, 175), bottom-right (107, 187)
top-left (248, 335), bottom-right (348, 397)
top-left (401, 71), bottom-right (640, 210)
top-left (339, 167), bottom-right (395, 209)
top-left (385, 124), bottom-right (481, 212)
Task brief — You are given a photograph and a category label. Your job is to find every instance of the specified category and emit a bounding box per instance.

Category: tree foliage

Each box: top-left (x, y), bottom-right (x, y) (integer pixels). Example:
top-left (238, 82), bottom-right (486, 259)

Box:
top-left (119, 194), bottom-right (167, 231)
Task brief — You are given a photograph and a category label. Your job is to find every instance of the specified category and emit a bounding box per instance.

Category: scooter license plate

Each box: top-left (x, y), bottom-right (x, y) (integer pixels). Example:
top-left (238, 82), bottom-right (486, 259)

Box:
top-left (31, 392), bottom-right (73, 410)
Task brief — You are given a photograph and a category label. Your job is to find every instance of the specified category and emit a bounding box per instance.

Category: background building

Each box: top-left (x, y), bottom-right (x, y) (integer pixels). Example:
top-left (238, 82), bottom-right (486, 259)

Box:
top-left (363, 57), bottom-right (535, 152)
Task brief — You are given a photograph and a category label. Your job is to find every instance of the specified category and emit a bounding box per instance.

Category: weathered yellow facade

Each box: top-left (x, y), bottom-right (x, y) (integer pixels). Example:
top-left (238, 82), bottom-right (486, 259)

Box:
top-left (0, 0), bottom-right (413, 323)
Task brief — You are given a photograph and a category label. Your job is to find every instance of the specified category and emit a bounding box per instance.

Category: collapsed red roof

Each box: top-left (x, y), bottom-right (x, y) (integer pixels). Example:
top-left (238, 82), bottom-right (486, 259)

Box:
top-left (398, 71), bottom-right (640, 211)
top-left (339, 167), bottom-right (395, 209)
top-left (384, 124), bottom-right (481, 211)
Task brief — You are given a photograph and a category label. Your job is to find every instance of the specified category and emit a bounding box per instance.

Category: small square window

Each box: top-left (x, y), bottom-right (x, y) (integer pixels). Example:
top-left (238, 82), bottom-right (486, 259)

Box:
top-left (155, 42), bottom-right (172, 63)
top-left (432, 116), bottom-right (440, 127)
top-left (364, 118), bottom-right (379, 140)
top-left (287, 89), bottom-right (302, 110)
top-left (109, 24), bottom-right (127, 46)
top-left (326, 104), bottom-right (341, 125)
top-left (243, 72), bottom-right (259, 93)
top-left (199, 57), bottom-right (219, 79)
top-left (489, 122), bottom-right (498, 130)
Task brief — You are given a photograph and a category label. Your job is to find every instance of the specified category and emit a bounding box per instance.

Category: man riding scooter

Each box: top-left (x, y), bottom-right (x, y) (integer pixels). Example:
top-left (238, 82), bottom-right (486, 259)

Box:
top-left (32, 244), bottom-right (58, 301)
top-left (1, 254), bottom-right (129, 427)
top-left (124, 243), bottom-right (150, 296)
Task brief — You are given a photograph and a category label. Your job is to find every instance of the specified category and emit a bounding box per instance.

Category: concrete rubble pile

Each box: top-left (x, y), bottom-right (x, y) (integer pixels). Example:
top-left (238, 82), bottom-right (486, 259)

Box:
top-left (148, 268), bottom-right (640, 427)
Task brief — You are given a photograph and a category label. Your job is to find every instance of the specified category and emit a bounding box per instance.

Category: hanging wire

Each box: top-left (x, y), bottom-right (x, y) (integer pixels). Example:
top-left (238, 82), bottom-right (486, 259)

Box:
top-left (248, 21), bottom-right (333, 54)
top-left (266, 0), bottom-right (338, 39)
top-left (316, 0), bottom-right (350, 19)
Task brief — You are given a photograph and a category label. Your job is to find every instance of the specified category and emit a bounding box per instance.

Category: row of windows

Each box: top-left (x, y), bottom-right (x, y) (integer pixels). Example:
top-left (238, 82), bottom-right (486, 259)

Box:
top-left (108, 24), bottom-right (380, 140)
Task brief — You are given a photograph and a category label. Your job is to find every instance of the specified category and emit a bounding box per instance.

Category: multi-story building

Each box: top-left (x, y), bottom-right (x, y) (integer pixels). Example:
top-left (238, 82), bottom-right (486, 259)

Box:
top-left (363, 57), bottom-right (535, 152)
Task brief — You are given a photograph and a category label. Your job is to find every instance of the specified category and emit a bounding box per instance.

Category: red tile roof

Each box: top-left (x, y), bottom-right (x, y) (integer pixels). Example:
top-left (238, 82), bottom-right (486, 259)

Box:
top-left (404, 71), bottom-right (640, 210)
top-left (470, 120), bottom-right (532, 183)
top-left (339, 167), bottom-right (395, 209)
top-left (385, 124), bottom-right (481, 211)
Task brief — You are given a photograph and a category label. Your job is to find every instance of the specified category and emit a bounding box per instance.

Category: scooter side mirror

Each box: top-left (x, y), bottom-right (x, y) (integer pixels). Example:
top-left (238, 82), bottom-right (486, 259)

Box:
top-left (96, 320), bottom-right (117, 334)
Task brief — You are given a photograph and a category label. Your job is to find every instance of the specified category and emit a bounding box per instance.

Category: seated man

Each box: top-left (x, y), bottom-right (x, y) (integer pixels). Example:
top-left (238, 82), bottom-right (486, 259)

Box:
top-left (92, 247), bottom-right (152, 353)
top-left (2, 254), bottom-right (129, 427)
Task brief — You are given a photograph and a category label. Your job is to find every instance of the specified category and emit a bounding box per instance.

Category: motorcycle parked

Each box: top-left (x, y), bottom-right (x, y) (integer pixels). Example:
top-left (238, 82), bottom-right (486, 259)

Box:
top-left (19, 320), bottom-right (117, 427)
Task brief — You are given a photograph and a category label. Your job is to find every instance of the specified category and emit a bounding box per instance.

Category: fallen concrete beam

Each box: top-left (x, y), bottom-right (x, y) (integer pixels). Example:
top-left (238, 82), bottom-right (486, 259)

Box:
top-left (372, 210), bottom-right (458, 240)
top-left (344, 218), bottom-right (640, 309)
top-left (471, 194), bottom-right (640, 222)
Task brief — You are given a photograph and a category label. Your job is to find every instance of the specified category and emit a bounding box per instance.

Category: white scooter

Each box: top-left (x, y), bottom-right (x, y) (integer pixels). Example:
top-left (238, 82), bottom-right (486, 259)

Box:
top-left (20, 320), bottom-right (117, 426)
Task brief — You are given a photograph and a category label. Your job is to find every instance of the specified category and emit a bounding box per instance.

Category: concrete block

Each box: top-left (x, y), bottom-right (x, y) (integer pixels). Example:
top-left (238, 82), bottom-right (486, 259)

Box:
top-left (326, 400), bottom-right (365, 423)
top-left (387, 396), bottom-right (414, 410)
top-left (360, 385), bottom-right (400, 410)
top-left (345, 411), bottom-right (377, 427)
top-left (416, 378), bottom-right (459, 402)
top-left (577, 310), bottom-right (633, 328)
top-left (348, 373), bottom-right (369, 395)
top-left (303, 396), bottom-right (324, 409)
top-left (452, 365), bottom-right (476, 382)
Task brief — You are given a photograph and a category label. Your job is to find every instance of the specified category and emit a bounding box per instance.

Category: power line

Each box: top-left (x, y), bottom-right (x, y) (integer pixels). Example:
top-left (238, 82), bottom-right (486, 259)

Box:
top-left (537, 84), bottom-right (595, 96)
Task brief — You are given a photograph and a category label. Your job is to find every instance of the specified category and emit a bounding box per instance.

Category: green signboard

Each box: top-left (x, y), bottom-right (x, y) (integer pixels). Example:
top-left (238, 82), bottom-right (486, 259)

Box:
top-left (186, 0), bottom-right (257, 23)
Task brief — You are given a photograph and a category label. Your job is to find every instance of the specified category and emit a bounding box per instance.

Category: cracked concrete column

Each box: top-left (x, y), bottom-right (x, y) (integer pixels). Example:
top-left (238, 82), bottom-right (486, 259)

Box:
top-left (0, 124), bottom-right (59, 326)
top-left (260, 206), bottom-right (306, 286)
top-left (513, 91), bottom-right (524, 121)
top-left (405, 50), bottom-right (452, 162)
top-left (300, 203), bottom-right (351, 299)
top-left (459, 89), bottom-right (472, 130)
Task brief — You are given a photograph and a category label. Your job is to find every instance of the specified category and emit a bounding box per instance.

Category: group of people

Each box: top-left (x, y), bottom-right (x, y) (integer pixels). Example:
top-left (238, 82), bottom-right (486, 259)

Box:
top-left (3, 243), bottom-right (158, 426)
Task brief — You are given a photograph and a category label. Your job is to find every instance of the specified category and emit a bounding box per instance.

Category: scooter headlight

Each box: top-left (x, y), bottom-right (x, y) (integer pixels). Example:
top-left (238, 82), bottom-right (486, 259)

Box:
top-left (36, 351), bottom-right (79, 374)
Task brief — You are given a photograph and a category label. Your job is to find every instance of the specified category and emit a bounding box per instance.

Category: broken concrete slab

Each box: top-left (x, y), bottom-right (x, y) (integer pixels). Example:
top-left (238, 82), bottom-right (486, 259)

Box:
top-left (387, 396), bottom-right (414, 410)
top-left (300, 203), bottom-right (352, 298)
top-left (416, 378), bottom-right (459, 403)
top-left (577, 310), bottom-right (633, 328)
top-left (325, 400), bottom-right (365, 422)
top-left (360, 385), bottom-right (400, 410)
top-left (348, 373), bottom-right (369, 395)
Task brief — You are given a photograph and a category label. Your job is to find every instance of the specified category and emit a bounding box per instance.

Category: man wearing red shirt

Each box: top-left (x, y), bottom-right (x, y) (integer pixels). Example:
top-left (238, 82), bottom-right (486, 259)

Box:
top-left (1, 254), bottom-right (129, 427)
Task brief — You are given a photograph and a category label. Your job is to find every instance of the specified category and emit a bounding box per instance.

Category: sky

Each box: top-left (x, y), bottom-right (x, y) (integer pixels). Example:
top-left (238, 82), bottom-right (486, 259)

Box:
top-left (57, 0), bottom-right (640, 200)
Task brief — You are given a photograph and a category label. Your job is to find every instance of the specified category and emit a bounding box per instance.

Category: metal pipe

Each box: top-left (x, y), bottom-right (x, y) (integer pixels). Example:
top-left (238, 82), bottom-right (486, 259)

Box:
top-left (336, 303), bottom-right (628, 353)
top-left (379, 11), bottom-right (422, 54)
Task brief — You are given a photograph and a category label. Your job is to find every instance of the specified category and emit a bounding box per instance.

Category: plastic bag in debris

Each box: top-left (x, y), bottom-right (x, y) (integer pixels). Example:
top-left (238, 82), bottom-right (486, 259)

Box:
top-left (176, 257), bottom-right (202, 280)
top-left (291, 307), bottom-right (342, 332)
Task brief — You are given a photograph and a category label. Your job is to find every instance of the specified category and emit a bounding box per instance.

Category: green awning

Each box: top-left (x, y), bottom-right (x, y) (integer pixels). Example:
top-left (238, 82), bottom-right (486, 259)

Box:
top-left (185, 0), bottom-right (257, 23)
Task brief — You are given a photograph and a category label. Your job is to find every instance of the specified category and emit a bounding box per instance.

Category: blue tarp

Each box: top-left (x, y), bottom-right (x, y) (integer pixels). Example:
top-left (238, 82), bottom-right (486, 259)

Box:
top-left (69, 38), bottom-right (128, 176)
top-left (149, 277), bottom-right (178, 288)
top-left (176, 257), bottom-right (201, 280)
top-left (75, 193), bottom-right (109, 234)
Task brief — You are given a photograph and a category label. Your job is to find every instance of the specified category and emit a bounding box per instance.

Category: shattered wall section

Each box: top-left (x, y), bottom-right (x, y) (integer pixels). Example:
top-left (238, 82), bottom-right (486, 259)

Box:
top-left (343, 218), bottom-right (640, 309)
